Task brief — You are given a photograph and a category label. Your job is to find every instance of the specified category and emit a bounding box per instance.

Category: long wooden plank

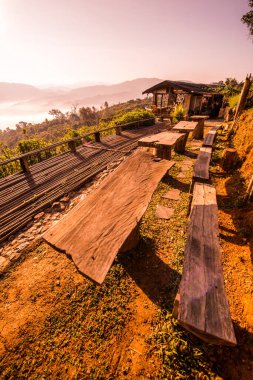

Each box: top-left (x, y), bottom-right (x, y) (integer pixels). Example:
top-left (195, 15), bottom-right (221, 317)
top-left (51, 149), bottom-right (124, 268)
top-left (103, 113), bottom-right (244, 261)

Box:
top-left (203, 125), bottom-right (222, 147)
top-left (177, 182), bottom-right (236, 346)
top-left (44, 151), bottom-right (174, 284)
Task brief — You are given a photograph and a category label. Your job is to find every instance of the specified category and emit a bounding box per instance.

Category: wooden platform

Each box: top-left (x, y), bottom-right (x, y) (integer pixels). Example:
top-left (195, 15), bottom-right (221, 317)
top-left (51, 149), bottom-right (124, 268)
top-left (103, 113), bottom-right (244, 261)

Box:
top-left (174, 182), bottom-right (237, 346)
top-left (44, 151), bottom-right (175, 284)
top-left (0, 124), bottom-right (165, 244)
top-left (138, 131), bottom-right (185, 159)
top-left (193, 147), bottom-right (212, 181)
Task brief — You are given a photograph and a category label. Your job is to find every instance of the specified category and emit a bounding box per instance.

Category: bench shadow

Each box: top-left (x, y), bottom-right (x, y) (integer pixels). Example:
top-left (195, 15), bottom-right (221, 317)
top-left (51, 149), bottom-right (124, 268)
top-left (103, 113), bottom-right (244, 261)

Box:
top-left (23, 172), bottom-right (36, 188)
top-left (161, 175), bottom-right (190, 194)
top-left (118, 239), bottom-right (180, 309)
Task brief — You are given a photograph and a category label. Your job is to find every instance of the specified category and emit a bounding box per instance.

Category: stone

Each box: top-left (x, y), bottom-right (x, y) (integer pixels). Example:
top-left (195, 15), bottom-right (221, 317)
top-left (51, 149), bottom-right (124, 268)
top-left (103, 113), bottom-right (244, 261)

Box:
top-left (0, 256), bottom-right (9, 273)
top-left (162, 189), bottom-right (181, 200)
top-left (181, 165), bottom-right (191, 172)
top-left (51, 202), bottom-right (65, 212)
top-left (16, 242), bottom-right (30, 252)
top-left (34, 212), bottom-right (45, 220)
top-left (156, 205), bottom-right (174, 219)
top-left (177, 172), bottom-right (186, 179)
top-left (60, 196), bottom-right (70, 203)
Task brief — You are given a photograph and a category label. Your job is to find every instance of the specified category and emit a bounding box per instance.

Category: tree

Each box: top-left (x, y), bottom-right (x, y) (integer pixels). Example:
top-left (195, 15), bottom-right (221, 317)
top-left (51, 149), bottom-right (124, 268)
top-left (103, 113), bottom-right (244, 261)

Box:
top-left (242, 1), bottom-right (253, 39)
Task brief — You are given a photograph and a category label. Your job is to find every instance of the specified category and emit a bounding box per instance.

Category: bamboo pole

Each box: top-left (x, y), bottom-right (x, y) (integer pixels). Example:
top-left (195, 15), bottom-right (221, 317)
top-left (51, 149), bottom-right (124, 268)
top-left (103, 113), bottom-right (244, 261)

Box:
top-left (245, 172), bottom-right (253, 203)
top-left (229, 74), bottom-right (252, 137)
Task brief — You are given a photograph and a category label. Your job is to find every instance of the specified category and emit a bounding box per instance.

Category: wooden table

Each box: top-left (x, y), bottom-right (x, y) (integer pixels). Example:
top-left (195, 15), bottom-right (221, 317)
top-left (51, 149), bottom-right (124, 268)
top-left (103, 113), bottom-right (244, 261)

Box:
top-left (172, 121), bottom-right (198, 152)
top-left (189, 115), bottom-right (209, 139)
top-left (138, 131), bottom-right (186, 159)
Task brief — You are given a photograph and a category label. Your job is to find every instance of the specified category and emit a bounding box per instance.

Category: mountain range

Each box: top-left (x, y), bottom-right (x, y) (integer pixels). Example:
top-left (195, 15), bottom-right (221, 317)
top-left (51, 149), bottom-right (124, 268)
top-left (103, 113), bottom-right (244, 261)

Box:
top-left (0, 78), bottom-right (162, 111)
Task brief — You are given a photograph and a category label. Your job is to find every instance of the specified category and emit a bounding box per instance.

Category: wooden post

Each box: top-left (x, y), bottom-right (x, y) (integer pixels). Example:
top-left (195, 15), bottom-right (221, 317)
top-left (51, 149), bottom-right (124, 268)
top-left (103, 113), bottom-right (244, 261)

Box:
top-left (94, 132), bottom-right (100, 142)
top-left (234, 74), bottom-right (252, 120)
top-left (221, 148), bottom-right (237, 171)
top-left (19, 157), bottom-right (30, 173)
top-left (154, 146), bottom-right (172, 160)
top-left (193, 120), bottom-right (204, 139)
top-left (245, 173), bottom-right (253, 202)
top-left (68, 140), bottom-right (76, 153)
top-left (229, 74), bottom-right (252, 137)
top-left (115, 126), bottom-right (122, 135)
top-left (174, 133), bottom-right (189, 153)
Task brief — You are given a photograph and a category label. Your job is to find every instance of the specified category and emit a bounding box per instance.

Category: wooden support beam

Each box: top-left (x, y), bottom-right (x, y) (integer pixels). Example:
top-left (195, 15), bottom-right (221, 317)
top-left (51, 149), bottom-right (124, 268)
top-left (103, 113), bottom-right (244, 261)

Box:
top-left (174, 132), bottom-right (189, 153)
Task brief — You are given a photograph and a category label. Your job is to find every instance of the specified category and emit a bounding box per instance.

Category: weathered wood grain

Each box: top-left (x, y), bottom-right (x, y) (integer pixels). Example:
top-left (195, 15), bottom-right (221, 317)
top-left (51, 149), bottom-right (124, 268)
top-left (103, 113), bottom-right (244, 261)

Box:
top-left (203, 125), bottom-right (222, 147)
top-left (172, 121), bottom-right (198, 133)
top-left (193, 147), bottom-right (212, 181)
top-left (44, 151), bottom-right (175, 284)
top-left (177, 182), bottom-right (237, 346)
top-left (138, 131), bottom-right (185, 159)
top-left (0, 124), bottom-right (165, 244)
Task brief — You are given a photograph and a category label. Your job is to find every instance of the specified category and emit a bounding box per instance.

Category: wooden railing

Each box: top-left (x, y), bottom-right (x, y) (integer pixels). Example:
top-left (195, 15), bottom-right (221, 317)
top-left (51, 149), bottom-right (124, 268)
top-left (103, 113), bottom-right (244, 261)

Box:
top-left (0, 117), bottom-right (155, 174)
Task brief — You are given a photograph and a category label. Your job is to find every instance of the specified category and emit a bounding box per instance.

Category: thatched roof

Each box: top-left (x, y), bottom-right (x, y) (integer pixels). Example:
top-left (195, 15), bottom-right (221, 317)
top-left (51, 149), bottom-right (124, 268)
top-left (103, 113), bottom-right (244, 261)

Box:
top-left (143, 80), bottom-right (221, 95)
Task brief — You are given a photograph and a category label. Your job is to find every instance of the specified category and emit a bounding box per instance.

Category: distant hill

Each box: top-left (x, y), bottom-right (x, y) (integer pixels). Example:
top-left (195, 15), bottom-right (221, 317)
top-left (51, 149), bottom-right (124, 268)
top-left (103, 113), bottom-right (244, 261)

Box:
top-left (0, 83), bottom-right (41, 102)
top-left (0, 78), bottom-right (162, 109)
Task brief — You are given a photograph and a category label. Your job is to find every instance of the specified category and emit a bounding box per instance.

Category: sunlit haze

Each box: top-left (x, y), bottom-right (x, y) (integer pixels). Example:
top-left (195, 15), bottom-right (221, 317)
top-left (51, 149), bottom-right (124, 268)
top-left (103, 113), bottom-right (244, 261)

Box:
top-left (1, 0), bottom-right (252, 86)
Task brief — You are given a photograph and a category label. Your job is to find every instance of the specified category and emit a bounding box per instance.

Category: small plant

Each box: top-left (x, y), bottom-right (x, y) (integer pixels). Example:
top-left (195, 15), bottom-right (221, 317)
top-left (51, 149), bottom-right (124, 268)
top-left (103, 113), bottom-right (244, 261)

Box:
top-left (171, 104), bottom-right (186, 121)
top-left (229, 94), bottom-right (240, 108)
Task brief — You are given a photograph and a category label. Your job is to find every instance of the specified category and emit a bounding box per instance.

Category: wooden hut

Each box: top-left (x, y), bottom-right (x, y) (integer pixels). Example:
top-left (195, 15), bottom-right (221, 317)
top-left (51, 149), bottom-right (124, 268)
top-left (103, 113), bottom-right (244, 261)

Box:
top-left (143, 80), bottom-right (224, 118)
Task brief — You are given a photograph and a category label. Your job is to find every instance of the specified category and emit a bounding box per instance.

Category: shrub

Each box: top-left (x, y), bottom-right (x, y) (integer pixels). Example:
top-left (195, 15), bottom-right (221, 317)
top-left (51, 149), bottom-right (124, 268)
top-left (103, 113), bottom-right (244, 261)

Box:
top-left (171, 104), bottom-right (186, 121)
top-left (112, 109), bottom-right (155, 127)
top-left (229, 94), bottom-right (240, 108)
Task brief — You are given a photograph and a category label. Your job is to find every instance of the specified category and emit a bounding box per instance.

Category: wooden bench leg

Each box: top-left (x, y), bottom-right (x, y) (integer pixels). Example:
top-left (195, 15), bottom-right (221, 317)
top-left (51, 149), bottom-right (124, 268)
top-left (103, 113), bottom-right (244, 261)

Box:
top-left (155, 146), bottom-right (172, 160)
top-left (174, 133), bottom-right (189, 154)
top-left (120, 225), bottom-right (140, 253)
top-left (193, 120), bottom-right (204, 139)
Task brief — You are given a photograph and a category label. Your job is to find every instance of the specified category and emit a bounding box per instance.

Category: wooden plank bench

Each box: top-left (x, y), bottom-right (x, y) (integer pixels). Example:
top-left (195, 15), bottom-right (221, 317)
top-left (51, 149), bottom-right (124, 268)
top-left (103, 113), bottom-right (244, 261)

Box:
top-left (203, 125), bottom-right (222, 147)
top-left (189, 115), bottom-right (209, 139)
top-left (44, 150), bottom-right (175, 284)
top-left (193, 147), bottom-right (212, 182)
top-left (138, 131), bottom-right (186, 159)
top-left (172, 121), bottom-right (199, 152)
top-left (173, 182), bottom-right (237, 346)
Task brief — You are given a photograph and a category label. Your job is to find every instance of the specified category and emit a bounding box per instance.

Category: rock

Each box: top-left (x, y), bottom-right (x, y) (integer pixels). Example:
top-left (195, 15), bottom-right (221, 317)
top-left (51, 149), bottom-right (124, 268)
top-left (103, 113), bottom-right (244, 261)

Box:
top-left (0, 256), bottom-right (9, 273)
top-left (60, 196), bottom-right (70, 203)
top-left (181, 165), bottom-right (191, 172)
top-left (163, 189), bottom-right (181, 200)
top-left (156, 205), bottom-right (174, 219)
top-left (16, 242), bottom-right (30, 252)
top-left (51, 202), bottom-right (65, 212)
top-left (34, 212), bottom-right (45, 220)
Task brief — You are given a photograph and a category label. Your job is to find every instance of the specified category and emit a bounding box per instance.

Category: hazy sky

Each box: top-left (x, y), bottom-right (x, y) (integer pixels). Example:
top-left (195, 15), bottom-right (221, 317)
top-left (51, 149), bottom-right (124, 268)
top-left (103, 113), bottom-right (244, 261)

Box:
top-left (0, 0), bottom-right (252, 86)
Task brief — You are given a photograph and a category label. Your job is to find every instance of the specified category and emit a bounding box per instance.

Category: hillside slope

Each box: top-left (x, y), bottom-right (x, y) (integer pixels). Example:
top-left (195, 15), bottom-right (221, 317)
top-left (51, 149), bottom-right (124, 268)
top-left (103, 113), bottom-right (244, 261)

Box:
top-left (233, 108), bottom-right (253, 185)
